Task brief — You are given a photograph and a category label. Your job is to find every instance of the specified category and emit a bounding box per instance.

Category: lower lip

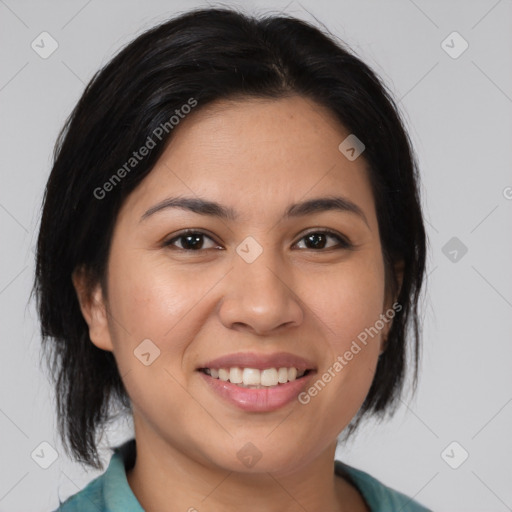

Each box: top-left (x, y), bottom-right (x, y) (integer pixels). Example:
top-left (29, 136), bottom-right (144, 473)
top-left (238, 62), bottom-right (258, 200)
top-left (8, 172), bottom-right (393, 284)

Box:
top-left (199, 371), bottom-right (314, 412)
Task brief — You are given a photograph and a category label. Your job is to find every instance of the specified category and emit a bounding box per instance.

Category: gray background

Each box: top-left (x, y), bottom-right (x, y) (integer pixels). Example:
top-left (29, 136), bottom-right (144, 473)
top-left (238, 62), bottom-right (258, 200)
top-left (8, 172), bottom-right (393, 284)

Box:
top-left (1, 0), bottom-right (511, 511)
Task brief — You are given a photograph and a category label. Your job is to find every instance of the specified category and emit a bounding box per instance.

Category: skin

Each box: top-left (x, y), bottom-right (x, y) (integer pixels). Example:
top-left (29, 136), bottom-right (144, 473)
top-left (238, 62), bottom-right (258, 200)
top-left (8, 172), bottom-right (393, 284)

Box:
top-left (74, 95), bottom-right (402, 512)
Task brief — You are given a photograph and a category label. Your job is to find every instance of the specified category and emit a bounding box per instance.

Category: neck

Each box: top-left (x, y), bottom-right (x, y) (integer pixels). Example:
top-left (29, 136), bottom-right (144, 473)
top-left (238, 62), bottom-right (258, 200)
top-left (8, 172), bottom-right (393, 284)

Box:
top-left (126, 428), bottom-right (367, 512)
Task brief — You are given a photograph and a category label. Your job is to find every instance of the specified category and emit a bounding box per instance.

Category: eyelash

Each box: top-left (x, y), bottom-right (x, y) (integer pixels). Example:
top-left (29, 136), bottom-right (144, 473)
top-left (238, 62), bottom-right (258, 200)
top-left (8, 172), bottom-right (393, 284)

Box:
top-left (163, 229), bottom-right (354, 252)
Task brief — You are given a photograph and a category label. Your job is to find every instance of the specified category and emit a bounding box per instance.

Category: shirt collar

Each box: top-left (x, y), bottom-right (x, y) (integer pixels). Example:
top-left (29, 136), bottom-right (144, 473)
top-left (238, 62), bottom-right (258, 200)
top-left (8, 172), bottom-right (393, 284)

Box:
top-left (103, 438), bottom-right (144, 511)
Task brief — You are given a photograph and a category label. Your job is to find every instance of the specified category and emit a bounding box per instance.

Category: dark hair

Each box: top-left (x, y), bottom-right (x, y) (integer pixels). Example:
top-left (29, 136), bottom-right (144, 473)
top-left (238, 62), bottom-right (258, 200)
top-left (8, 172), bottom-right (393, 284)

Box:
top-left (33, 6), bottom-right (426, 470)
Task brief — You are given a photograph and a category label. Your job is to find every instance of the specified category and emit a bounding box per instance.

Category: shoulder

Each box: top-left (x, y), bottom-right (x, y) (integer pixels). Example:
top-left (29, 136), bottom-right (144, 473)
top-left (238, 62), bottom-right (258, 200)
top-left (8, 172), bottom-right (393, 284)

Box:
top-left (52, 471), bottom-right (106, 512)
top-left (335, 460), bottom-right (432, 512)
top-left (52, 439), bottom-right (142, 512)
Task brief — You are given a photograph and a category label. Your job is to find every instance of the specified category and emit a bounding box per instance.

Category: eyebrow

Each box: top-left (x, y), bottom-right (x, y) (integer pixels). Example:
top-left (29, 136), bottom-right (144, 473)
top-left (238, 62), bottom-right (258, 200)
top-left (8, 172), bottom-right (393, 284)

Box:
top-left (140, 195), bottom-right (369, 227)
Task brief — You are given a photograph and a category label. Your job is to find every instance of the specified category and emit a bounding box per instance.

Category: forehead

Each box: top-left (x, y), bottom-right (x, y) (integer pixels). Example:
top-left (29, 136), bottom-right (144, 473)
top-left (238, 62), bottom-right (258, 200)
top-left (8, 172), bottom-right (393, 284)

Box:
top-left (118, 95), bottom-right (377, 226)
top-left (165, 95), bottom-right (351, 166)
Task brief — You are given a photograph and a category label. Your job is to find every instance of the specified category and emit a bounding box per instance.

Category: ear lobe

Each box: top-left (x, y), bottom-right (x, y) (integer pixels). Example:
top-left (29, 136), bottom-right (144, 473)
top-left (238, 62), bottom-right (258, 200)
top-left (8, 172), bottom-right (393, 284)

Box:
top-left (72, 268), bottom-right (114, 352)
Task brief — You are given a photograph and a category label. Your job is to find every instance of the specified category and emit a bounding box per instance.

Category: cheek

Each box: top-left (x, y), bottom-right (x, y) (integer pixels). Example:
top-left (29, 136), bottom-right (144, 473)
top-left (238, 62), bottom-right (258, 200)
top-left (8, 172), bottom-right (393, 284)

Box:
top-left (298, 252), bottom-right (386, 423)
top-left (103, 256), bottom-right (213, 414)
top-left (309, 253), bottom-right (387, 352)
top-left (105, 253), bottom-right (210, 355)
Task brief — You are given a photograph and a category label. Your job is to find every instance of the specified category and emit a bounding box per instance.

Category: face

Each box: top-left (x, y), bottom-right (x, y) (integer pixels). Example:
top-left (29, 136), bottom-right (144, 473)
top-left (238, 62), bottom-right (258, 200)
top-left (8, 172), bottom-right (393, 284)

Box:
top-left (76, 95), bottom-right (398, 475)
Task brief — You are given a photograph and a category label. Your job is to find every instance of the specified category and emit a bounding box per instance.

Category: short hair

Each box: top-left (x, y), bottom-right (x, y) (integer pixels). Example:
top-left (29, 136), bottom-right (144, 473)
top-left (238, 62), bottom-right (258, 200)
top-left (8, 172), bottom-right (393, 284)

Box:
top-left (33, 7), bottom-right (426, 470)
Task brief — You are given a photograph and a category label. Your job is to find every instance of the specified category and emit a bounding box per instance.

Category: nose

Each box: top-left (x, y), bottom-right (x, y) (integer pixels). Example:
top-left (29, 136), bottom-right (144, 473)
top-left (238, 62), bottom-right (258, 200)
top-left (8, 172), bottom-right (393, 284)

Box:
top-left (217, 246), bottom-right (304, 336)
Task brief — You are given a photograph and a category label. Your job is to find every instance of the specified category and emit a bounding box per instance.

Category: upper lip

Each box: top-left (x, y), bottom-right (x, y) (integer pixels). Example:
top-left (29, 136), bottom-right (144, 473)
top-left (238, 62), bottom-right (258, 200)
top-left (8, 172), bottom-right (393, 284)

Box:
top-left (198, 351), bottom-right (317, 371)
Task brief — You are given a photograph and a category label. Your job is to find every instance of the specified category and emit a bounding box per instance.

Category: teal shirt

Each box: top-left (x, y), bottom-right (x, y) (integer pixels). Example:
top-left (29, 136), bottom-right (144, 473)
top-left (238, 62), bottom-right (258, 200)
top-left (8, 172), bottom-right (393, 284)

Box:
top-left (53, 439), bottom-right (431, 511)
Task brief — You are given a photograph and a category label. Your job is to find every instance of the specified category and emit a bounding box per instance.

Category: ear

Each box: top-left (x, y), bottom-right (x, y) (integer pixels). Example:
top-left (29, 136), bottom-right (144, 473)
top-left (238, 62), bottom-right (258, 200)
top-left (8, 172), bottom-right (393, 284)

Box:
top-left (380, 259), bottom-right (405, 354)
top-left (72, 267), bottom-right (114, 352)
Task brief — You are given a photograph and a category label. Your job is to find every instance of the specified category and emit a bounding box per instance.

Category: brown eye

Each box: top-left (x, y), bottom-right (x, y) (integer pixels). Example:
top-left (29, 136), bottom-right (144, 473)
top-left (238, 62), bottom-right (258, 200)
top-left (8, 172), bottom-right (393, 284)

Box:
top-left (163, 229), bottom-right (352, 252)
top-left (164, 230), bottom-right (221, 251)
top-left (294, 230), bottom-right (353, 250)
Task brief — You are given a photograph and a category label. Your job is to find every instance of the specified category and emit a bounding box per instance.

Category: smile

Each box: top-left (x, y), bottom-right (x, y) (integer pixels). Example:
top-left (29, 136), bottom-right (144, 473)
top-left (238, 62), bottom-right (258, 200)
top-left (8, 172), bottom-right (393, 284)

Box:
top-left (200, 367), bottom-right (309, 388)
top-left (197, 352), bottom-right (316, 412)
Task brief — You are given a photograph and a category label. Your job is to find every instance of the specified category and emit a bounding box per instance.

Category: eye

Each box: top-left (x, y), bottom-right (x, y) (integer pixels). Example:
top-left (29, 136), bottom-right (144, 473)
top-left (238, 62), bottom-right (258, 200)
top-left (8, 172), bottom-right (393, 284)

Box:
top-left (163, 230), bottom-right (221, 251)
top-left (163, 229), bottom-right (353, 252)
top-left (294, 230), bottom-right (353, 250)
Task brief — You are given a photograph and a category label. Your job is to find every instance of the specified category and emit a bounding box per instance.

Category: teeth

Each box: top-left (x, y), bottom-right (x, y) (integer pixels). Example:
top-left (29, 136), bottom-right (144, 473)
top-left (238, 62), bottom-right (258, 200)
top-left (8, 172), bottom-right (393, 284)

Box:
top-left (204, 367), bottom-right (307, 387)
top-left (278, 367), bottom-right (288, 383)
top-left (261, 368), bottom-right (278, 386)
top-left (229, 367), bottom-right (243, 384)
top-left (242, 368), bottom-right (260, 386)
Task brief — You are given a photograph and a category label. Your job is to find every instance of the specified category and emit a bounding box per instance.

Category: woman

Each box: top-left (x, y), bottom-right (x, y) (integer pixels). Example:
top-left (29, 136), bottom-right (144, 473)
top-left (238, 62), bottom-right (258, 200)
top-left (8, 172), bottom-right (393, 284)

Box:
top-left (34, 7), bottom-right (429, 511)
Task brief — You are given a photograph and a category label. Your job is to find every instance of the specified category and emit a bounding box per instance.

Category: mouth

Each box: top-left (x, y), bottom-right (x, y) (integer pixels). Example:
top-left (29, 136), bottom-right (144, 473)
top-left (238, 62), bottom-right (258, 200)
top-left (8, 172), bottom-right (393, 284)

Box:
top-left (197, 352), bottom-right (316, 412)
top-left (198, 367), bottom-right (312, 388)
